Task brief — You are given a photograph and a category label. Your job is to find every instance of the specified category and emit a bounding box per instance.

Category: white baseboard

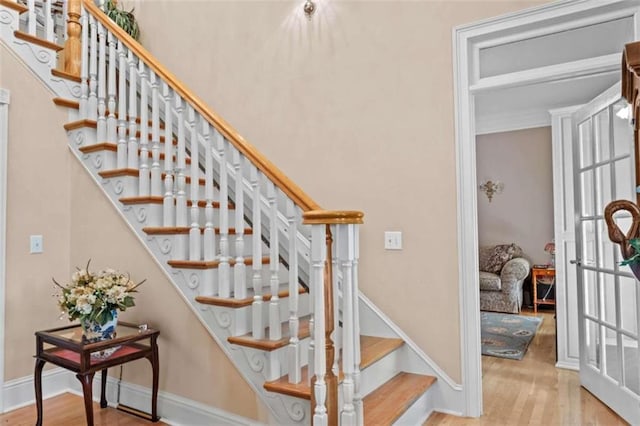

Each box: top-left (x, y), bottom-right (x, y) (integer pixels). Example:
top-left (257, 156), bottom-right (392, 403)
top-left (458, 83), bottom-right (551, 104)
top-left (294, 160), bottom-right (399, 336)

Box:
top-left (4, 370), bottom-right (261, 425)
top-left (555, 359), bottom-right (579, 371)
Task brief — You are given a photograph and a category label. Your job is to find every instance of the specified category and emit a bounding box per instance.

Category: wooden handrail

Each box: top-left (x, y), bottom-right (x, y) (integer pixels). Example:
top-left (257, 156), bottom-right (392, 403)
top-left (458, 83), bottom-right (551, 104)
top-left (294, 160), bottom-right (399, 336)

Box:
top-left (80, 0), bottom-right (320, 212)
top-left (303, 210), bottom-right (364, 225)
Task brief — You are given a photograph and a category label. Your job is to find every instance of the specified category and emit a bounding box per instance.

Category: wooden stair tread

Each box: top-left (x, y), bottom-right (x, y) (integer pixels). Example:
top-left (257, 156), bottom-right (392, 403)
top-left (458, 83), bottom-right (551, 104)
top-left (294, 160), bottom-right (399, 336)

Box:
top-left (0, 0), bottom-right (29, 13)
top-left (78, 142), bottom-right (191, 164)
top-left (97, 168), bottom-right (206, 186)
top-left (51, 68), bottom-right (81, 83)
top-left (143, 226), bottom-right (253, 235)
top-left (195, 286), bottom-right (306, 308)
top-left (14, 30), bottom-right (63, 51)
top-left (64, 119), bottom-right (96, 131)
top-left (118, 196), bottom-right (232, 209)
top-left (363, 372), bottom-right (436, 425)
top-left (263, 335), bottom-right (405, 400)
top-left (168, 257), bottom-right (269, 270)
top-left (228, 316), bottom-right (311, 352)
top-left (53, 98), bottom-right (79, 109)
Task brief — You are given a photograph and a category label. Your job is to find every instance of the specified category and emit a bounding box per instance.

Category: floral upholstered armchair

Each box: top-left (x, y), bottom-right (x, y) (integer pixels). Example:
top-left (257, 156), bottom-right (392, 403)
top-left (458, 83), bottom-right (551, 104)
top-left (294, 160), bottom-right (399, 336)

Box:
top-left (478, 244), bottom-right (530, 314)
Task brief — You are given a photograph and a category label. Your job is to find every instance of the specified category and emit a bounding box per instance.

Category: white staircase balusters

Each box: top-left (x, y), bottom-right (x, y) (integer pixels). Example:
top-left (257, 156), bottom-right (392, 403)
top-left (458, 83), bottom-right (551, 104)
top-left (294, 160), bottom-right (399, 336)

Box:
top-left (174, 93), bottom-right (187, 259)
top-left (188, 106), bottom-right (200, 261)
top-left (88, 14), bottom-right (97, 121)
top-left (216, 130), bottom-right (230, 298)
top-left (332, 227), bottom-right (340, 378)
top-left (339, 224), bottom-right (356, 425)
top-left (352, 225), bottom-right (363, 426)
top-left (150, 71), bottom-right (162, 196)
top-left (96, 21), bottom-right (106, 142)
top-left (126, 49), bottom-right (137, 170)
top-left (310, 224), bottom-right (328, 426)
top-left (116, 39), bottom-right (127, 168)
top-left (106, 31), bottom-right (117, 144)
top-left (27, 0), bottom-right (35, 35)
top-left (79, 8), bottom-right (88, 120)
top-left (202, 117), bottom-right (215, 259)
top-left (232, 148), bottom-right (246, 299)
top-left (43, 0), bottom-right (53, 43)
top-left (251, 165), bottom-right (264, 339)
top-left (287, 199), bottom-right (301, 384)
top-left (268, 182), bottom-right (281, 341)
top-left (138, 61), bottom-right (150, 197)
top-left (162, 83), bottom-right (174, 227)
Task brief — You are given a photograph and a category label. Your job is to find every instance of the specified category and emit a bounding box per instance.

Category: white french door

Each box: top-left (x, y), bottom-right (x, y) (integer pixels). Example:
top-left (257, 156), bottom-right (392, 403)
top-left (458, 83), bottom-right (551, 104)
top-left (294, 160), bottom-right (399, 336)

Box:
top-left (572, 82), bottom-right (640, 424)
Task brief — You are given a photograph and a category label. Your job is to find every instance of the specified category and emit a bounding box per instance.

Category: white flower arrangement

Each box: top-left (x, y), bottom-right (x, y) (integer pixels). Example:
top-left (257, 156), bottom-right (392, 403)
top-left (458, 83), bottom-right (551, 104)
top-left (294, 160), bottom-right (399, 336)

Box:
top-left (53, 260), bottom-right (145, 325)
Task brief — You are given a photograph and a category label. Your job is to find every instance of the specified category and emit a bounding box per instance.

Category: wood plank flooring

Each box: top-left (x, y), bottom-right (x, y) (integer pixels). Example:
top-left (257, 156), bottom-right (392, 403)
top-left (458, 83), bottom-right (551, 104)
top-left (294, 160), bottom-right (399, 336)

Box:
top-left (0, 393), bottom-right (167, 425)
top-left (426, 309), bottom-right (627, 425)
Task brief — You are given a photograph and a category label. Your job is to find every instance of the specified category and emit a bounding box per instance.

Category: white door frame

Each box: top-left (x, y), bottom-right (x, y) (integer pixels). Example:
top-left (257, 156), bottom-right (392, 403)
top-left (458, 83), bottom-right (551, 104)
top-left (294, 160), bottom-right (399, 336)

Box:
top-left (0, 87), bottom-right (10, 412)
top-left (453, 0), bottom-right (636, 416)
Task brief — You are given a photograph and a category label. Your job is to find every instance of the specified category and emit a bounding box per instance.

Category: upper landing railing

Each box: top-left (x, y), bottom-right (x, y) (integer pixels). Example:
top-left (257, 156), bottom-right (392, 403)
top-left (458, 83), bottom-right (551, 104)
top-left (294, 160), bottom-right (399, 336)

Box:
top-left (7, 0), bottom-right (366, 424)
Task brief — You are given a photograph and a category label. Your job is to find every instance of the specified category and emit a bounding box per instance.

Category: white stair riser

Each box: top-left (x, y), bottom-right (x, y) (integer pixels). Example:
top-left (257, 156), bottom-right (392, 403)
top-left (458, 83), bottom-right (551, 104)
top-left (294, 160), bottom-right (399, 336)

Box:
top-left (238, 338), bottom-right (311, 382)
top-left (170, 266), bottom-right (290, 297)
top-left (144, 233), bottom-right (256, 260)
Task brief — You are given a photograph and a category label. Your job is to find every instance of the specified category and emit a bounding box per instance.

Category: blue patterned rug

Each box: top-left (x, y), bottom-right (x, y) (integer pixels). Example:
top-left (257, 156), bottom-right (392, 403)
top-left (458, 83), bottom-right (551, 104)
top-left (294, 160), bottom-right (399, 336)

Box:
top-left (481, 312), bottom-right (542, 360)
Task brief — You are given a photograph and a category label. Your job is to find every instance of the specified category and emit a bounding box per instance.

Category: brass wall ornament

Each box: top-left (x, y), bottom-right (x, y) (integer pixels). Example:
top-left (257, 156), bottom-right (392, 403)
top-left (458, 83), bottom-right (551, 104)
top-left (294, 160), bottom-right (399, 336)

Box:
top-left (478, 180), bottom-right (504, 202)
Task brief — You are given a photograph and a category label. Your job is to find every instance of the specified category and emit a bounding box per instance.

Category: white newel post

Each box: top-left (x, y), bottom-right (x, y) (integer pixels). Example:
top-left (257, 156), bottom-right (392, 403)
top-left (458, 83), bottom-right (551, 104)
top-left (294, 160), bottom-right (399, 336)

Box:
top-left (310, 224), bottom-right (328, 426)
top-left (233, 148), bottom-right (246, 299)
top-left (138, 61), bottom-right (150, 197)
top-left (188, 106), bottom-right (200, 261)
top-left (251, 165), bottom-right (264, 339)
top-left (216, 130), bottom-right (230, 298)
top-left (268, 182), bottom-right (281, 340)
top-left (162, 83), bottom-right (174, 227)
top-left (339, 223), bottom-right (356, 425)
top-left (287, 199), bottom-right (301, 384)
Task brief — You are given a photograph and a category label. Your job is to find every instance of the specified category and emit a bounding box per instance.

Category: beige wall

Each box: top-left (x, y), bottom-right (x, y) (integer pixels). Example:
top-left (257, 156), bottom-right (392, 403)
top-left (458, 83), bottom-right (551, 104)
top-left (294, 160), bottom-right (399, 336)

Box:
top-left (476, 127), bottom-right (554, 265)
top-left (129, 0), bottom-right (546, 382)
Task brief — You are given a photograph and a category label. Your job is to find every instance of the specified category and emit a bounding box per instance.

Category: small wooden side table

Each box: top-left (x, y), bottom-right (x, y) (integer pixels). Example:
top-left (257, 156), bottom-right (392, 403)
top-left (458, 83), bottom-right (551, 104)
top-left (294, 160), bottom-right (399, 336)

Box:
top-left (532, 267), bottom-right (556, 313)
top-left (34, 322), bottom-right (160, 426)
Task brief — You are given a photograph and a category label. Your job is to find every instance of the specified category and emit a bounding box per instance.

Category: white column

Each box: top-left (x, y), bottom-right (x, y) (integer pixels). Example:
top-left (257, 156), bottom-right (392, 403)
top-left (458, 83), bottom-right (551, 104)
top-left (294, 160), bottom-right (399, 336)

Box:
top-left (311, 225), bottom-right (328, 426)
top-left (188, 106), bottom-right (200, 261)
top-left (138, 61), bottom-right (150, 197)
top-left (216, 131), bottom-right (230, 297)
top-left (352, 226), bottom-right (363, 426)
top-left (233, 149), bottom-right (246, 299)
top-left (340, 224), bottom-right (356, 425)
top-left (287, 200), bottom-right (301, 384)
top-left (251, 166), bottom-right (264, 339)
top-left (0, 88), bottom-right (11, 413)
top-left (162, 84), bottom-right (175, 227)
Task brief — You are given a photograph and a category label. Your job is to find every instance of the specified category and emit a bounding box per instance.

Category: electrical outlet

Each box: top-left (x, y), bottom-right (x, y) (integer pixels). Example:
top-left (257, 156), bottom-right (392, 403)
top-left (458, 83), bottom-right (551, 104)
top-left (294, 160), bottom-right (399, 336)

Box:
top-left (30, 235), bottom-right (43, 254)
top-left (384, 231), bottom-right (402, 250)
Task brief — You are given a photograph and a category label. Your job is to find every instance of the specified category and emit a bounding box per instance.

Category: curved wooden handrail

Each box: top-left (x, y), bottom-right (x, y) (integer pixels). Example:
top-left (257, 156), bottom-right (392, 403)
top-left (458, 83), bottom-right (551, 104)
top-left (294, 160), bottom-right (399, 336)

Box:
top-left (302, 210), bottom-right (364, 225)
top-left (81, 0), bottom-right (320, 212)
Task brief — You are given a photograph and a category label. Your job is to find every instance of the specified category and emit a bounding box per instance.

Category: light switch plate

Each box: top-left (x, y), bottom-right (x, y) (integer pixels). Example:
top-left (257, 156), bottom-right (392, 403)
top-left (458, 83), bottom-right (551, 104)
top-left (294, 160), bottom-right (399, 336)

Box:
top-left (30, 235), bottom-right (43, 254)
top-left (384, 231), bottom-right (402, 250)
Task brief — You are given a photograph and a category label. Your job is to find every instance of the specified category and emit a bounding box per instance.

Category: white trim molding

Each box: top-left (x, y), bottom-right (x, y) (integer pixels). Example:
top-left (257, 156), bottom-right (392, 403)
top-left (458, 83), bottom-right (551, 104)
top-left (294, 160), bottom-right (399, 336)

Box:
top-left (0, 87), bottom-right (10, 413)
top-left (453, 0), bottom-right (638, 417)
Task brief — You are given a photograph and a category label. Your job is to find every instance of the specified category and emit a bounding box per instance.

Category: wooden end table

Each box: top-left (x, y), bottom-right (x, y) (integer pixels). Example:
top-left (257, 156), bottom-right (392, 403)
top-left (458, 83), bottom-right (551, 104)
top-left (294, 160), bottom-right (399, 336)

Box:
top-left (34, 322), bottom-right (160, 426)
top-left (532, 267), bottom-right (556, 313)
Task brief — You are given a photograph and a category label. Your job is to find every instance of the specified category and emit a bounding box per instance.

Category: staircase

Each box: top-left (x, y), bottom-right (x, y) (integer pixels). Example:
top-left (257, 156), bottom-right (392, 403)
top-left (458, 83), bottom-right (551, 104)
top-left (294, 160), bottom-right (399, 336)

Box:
top-left (0, 1), bottom-right (443, 424)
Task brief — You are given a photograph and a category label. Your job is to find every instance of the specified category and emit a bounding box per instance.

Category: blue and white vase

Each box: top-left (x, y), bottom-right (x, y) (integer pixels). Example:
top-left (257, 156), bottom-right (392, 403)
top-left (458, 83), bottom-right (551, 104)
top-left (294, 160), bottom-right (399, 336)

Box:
top-left (80, 310), bottom-right (118, 341)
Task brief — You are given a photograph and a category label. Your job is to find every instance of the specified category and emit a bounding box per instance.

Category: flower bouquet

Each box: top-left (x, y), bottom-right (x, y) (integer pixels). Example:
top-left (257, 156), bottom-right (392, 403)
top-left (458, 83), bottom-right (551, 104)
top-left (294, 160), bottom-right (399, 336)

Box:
top-left (53, 260), bottom-right (145, 343)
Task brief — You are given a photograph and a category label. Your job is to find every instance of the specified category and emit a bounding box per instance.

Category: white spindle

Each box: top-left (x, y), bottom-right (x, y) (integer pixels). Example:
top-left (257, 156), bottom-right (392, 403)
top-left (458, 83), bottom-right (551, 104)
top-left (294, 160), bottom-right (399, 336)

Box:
top-left (27, 0), bottom-right (35, 35)
top-left (311, 225), bottom-right (328, 426)
top-left (251, 166), bottom-right (264, 339)
top-left (44, 0), bottom-right (53, 42)
top-left (96, 22), bottom-right (107, 142)
top-left (126, 50), bottom-right (138, 170)
top-left (88, 14), bottom-right (97, 121)
top-left (175, 94), bottom-right (187, 232)
top-left (332, 226), bottom-right (340, 378)
top-left (233, 149), bottom-right (246, 299)
top-left (216, 131), bottom-right (230, 297)
top-left (162, 84), bottom-right (174, 227)
top-left (340, 224), bottom-right (356, 425)
top-left (79, 8), bottom-right (88, 119)
top-left (287, 200), bottom-right (301, 384)
top-left (353, 226), bottom-right (363, 426)
top-left (188, 106), bottom-right (200, 261)
top-left (106, 31), bottom-right (117, 144)
top-left (150, 72), bottom-right (162, 196)
top-left (268, 182), bottom-right (281, 340)
top-left (138, 61), bottom-right (150, 197)
top-left (116, 40), bottom-right (127, 169)
top-left (203, 118), bottom-right (215, 262)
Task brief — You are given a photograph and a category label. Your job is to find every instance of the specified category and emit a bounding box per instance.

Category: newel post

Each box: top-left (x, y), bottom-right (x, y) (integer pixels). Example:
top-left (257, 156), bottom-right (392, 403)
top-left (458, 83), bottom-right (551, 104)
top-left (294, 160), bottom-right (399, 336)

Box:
top-left (63, 0), bottom-right (82, 76)
top-left (303, 210), bottom-right (364, 426)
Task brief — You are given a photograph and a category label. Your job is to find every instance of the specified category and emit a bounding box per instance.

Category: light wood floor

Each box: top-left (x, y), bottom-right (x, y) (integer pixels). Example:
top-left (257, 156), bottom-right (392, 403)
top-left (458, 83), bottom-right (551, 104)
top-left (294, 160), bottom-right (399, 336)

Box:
top-left (427, 309), bottom-right (627, 425)
top-left (0, 393), bottom-right (167, 425)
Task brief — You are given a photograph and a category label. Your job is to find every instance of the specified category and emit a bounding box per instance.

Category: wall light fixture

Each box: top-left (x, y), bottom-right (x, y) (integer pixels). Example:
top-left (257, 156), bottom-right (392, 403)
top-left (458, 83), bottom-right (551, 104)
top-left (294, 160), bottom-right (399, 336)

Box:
top-left (478, 180), bottom-right (504, 202)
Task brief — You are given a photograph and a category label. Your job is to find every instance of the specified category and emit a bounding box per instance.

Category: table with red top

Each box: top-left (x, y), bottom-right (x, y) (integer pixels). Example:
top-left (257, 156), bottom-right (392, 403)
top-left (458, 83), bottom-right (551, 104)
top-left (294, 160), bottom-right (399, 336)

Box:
top-left (34, 322), bottom-right (159, 426)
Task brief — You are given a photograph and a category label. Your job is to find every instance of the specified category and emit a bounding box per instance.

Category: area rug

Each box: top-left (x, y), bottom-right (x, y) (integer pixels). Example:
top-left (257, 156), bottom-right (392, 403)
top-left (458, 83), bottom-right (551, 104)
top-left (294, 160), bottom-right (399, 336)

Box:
top-left (481, 312), bottom-right (542, 360)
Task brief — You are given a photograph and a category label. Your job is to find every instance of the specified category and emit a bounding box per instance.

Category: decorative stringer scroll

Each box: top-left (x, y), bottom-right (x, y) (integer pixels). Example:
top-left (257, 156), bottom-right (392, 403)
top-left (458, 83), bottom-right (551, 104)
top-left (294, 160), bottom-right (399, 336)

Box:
top-left (605, 41), bottom-right (640, 280)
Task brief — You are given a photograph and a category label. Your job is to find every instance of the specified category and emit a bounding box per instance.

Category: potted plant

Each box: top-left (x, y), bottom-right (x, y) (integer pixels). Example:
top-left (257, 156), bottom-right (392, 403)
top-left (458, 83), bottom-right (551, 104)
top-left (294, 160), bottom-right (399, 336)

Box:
top-left (103, 0), bottom-right (140, 41)
top-left (53, 260), bottom-right (145, 341)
